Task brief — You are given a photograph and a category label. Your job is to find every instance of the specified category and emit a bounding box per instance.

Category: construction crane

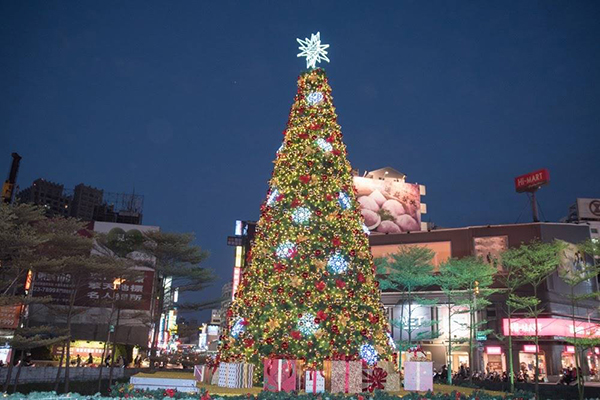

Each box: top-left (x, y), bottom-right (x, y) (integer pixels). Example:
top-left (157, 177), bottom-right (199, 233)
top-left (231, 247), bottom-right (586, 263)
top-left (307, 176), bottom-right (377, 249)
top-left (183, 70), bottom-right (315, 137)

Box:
top-left (1, 153), bottom-right (22, 204)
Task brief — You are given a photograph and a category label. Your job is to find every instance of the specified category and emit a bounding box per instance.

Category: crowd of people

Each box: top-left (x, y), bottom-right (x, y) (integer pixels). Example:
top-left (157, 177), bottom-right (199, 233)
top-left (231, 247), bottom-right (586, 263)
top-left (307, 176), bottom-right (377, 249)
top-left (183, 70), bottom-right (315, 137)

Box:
top-left (71, 353), bottom-right (144, 368)
top-left (432, 364), bottom-right (551, 384)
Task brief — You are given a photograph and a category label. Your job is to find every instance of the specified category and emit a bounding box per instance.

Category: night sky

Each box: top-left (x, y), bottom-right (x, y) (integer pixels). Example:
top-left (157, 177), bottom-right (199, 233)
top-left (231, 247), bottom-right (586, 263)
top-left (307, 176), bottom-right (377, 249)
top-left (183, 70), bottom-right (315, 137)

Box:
top-left (2, 1), bottom-right (600, 321)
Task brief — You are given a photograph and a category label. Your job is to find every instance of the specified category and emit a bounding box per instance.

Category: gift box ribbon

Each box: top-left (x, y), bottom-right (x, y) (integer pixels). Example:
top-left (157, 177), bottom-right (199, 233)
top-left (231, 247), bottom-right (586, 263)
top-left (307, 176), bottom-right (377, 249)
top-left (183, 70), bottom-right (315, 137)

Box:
top-left (363, 367), bottom-right (387, 393)
top-left (266, 359), bottom-right (294, 391)
top-left (307, 370), bottom-right (325, 393)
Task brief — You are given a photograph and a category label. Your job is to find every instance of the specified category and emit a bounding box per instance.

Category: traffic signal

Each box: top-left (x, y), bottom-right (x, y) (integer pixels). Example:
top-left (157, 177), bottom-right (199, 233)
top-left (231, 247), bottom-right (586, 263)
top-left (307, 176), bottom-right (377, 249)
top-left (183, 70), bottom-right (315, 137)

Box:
top-left (474, 280), bottom-right (480, 295)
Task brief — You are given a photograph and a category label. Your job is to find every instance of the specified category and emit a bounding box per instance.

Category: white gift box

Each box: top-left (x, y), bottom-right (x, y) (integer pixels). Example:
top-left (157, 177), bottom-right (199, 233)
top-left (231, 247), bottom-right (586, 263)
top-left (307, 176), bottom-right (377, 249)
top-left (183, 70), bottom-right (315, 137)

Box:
top-left (305, 370), bottom-right (325, 393)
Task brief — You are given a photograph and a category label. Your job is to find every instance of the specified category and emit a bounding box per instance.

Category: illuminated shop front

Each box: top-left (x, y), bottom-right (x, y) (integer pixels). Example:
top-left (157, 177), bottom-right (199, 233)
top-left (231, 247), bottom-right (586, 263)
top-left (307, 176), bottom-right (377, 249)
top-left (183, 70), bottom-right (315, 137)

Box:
top-left (483, 346), bottom-right (506, 373)
top-left (518, 345), bottom-right (547, 381)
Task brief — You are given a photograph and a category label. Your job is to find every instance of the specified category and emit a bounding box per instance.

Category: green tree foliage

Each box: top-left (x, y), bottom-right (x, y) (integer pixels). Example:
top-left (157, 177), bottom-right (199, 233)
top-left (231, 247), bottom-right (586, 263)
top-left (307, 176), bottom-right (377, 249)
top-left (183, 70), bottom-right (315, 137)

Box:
top-left (502, 240), bottom-right (562, 400)
top-left (376, 246), bottom-right (439, 364)
top-left (558, 239), bottom-right (600, 400)
top-left (438, 257), bottom-right (496, 381)
top-left (138, 230), bottom-right (215, 368)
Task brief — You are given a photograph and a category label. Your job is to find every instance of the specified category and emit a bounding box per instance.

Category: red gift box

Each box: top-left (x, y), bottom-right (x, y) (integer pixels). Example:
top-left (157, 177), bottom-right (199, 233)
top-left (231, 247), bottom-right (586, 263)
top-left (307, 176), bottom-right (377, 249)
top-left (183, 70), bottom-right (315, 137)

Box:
top-left (263, 359), bottom-right (297, 392)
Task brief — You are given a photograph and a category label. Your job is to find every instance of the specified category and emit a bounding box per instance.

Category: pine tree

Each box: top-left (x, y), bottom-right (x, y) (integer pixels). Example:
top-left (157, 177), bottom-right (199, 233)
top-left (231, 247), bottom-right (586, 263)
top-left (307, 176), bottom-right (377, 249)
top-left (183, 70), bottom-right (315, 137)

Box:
top-left (137, 230), bottom-right (215, 369)
top-left (219, 68), bottom-right (392, 369)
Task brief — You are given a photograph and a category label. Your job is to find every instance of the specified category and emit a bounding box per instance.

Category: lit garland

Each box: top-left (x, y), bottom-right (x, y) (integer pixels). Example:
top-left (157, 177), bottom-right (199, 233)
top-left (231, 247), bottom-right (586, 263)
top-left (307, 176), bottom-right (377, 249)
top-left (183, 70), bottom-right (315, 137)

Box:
top-left (297, 313), bottom-right (319, 336)
top-left (291, 207), bottom-right (312, 225)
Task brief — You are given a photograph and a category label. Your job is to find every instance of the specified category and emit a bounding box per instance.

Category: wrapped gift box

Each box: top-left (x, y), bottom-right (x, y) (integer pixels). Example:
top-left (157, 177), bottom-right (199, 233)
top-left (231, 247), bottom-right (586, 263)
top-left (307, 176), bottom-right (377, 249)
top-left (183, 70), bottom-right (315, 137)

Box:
top-left (217, 363), bottom-right (230, 387)
top-left (216, 362), bottom-right (254, 388)
top-left (263, 359), bottom-right (297, 392)
top-left (325, 360), bottom-right (362, 394)
top-left (362, 366), bottom-right (388, 393)
top-left (194, 365), bottom-right (205, 382)
top-left (377, 361), bottom-right (400, 392)
top-left (210, 366), bottom-right (219, 385)
top-left (305, 370), bottom-right (325, 393)
top-left (403, 361), bottom-right (433, 392)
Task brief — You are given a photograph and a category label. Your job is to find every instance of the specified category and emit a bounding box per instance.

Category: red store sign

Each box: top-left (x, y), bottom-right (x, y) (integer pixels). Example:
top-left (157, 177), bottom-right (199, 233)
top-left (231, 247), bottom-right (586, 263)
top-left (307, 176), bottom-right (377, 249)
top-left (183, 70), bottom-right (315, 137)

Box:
top-left (514, 169), bottom-right (550, 193)
top-left (503, 318), bottom-right (600, 338)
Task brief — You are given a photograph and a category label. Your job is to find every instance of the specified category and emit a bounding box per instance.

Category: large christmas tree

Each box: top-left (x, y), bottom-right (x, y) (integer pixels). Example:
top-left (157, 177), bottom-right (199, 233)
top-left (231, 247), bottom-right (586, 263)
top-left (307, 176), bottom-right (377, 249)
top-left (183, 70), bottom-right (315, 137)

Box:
top-left (219, 34), bottom-right (393, 370)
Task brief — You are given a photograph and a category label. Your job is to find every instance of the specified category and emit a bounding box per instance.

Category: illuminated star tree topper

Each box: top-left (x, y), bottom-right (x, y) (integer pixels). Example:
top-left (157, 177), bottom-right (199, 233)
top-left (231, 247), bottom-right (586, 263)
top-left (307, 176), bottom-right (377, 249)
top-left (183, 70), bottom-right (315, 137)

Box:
top-left (297, 32), bottom-right (330, 69)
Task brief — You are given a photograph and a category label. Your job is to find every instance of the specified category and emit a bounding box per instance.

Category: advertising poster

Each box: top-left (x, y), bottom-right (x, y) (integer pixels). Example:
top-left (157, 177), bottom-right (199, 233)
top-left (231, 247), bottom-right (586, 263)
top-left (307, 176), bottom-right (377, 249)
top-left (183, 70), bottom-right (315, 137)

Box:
top-left (473, 236), bottom-right (508, 271)
top-left (558, 240), bottom-right (588, 280)
top-left (0, 306), bottom-right (21, 329)
top-left (32, 270), bottom-right (154, 310)
top-left (353, 176), bottom-right (421, 234)
top-left (371, 241), bottom-right (451, 270)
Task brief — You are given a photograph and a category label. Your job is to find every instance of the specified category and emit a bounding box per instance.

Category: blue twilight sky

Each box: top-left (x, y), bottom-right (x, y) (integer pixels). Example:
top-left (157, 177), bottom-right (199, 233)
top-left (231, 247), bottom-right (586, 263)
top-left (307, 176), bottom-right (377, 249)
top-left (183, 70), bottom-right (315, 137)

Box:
top-left (1, 1), bottom-right (600, 321)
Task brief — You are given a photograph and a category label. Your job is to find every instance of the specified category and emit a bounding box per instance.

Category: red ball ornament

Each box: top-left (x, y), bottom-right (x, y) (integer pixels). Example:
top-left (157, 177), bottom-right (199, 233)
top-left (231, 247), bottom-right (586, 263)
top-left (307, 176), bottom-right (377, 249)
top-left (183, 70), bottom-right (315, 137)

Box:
top-left (314, 317), bottom-right (321, 324)
top-left (299, 175), bottom-right (311, 184)
top-left (335, 279), bottom-right (346, 289)
top-left (291, 331), bottom-right (302, 340)
top-left (350, 249), bottom-right (356, 257)
top-left (281, 342), bottom-right (289, 350)
top-left (357, 273), bottom-right (366, 283)
top-left (315, 281), bottom-right (326, 291)
top-left (317, 310), bottom-right (328, 320)
top-left (332, 237), bottom-right (341, 246)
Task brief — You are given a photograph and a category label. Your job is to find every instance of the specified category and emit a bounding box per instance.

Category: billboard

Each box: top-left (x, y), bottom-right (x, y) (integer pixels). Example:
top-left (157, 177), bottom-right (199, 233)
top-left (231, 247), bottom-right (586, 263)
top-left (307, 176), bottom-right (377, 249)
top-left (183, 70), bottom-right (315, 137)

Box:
top-left (353, 176), bottom-right (421, 234)
top-left (0, 306), bottom-right (20, 329)
top-left (558, 240), bottom-right (589, 281)
top-left (32, 270), bottom-right (154, 310)
top-left (514, 169), bottom-right (550, 193)
top-left (371, 241), bottom-right (451, 270)
top-left (503, 318), bottom-right (600, 338)
top-left (577, 198), bottom-right (600, 221)
top-left (473, 236), bottom-right (508, 271)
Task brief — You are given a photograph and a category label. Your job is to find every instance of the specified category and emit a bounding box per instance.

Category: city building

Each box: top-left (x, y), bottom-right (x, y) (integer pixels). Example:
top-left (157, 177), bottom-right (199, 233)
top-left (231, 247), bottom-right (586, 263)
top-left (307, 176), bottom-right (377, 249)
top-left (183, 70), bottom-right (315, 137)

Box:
top-left (18, 178), bottom-right (71, 217)
top-left (18, 178), bottom-right (143, 224)
top-left (28, 221), bottom-right (159, 362)
top-left (372, 222), bottom-right (597, 382)
top-left (562, 198), bottom-right (600, 241)
top-left (70, 183), bottom-right (103, 220)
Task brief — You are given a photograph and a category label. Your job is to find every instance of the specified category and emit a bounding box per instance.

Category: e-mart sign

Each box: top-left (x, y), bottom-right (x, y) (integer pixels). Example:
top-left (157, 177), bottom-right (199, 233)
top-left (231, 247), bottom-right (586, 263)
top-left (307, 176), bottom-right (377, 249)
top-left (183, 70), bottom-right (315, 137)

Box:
top-left (503, 318), bottom-right (600, 338)
top-left (514, 169), bottom-right (550, 193)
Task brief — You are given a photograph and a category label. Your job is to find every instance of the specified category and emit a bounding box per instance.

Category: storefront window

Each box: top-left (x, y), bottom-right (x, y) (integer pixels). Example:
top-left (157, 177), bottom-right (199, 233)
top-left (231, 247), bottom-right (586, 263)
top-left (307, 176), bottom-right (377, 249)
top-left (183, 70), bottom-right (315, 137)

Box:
top-left (484, 353), bottom-right (505, 373)
top-left (518, 350), bottom-right (546, 382)
top-left (587, 351), bottom-right (600, 381)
